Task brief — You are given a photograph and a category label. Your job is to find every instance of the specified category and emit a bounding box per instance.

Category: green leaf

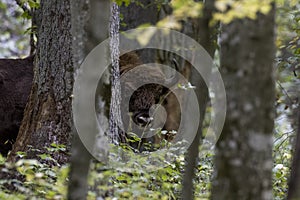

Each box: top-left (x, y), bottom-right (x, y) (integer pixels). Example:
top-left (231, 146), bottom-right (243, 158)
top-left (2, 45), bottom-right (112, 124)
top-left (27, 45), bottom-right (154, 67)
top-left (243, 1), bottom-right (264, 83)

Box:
top-left (28, 0), bottom-right (40, 8)
top-left (21, 11), bottom-right (32, 19)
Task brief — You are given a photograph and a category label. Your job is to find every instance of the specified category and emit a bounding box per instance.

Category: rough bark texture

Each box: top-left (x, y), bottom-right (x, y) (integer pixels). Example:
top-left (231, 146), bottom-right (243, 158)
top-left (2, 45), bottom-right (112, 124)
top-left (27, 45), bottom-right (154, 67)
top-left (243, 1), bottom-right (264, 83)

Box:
top-left (287, 104), bottom-right (300, 200)
top-left (211, 8), bottom-right (276, 200)
top-left (109, 2), bottom-right (125, 144)
top-left (8, 0), bottom-right (73, 164)
top-left (0, 56), bottom-right (33, 156)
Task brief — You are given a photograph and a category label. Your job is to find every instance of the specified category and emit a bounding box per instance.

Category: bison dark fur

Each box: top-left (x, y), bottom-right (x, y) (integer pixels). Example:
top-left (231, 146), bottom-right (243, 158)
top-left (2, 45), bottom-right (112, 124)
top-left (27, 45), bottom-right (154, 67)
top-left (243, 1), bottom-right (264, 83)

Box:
top-left (120, 53), bottom-right (165, 125)
top-left (0, 53), bottom-right (176, 155)
top-left (0, 56), bottom-right (34, 156)
top-left (119, 52), bottom-right (179, 150)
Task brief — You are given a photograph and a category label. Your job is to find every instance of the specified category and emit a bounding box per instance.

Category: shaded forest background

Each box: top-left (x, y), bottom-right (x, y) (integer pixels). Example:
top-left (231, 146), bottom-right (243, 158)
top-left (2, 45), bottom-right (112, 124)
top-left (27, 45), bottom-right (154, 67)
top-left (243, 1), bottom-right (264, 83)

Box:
top-left (0, 0), bottom-right (299, 199)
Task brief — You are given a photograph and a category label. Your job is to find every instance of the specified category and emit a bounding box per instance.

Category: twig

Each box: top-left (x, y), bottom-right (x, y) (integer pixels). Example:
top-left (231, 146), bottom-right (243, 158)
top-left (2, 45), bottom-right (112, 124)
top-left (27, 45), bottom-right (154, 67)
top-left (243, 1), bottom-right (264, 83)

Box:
top-left (277, 80), bottom-right (294, 107)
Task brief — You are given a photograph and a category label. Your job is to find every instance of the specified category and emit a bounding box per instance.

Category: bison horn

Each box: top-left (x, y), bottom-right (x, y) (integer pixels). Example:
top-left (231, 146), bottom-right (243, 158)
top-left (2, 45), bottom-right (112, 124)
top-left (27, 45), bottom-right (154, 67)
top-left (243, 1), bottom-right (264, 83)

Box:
top-left (164, 58), bottom-right (179, 87)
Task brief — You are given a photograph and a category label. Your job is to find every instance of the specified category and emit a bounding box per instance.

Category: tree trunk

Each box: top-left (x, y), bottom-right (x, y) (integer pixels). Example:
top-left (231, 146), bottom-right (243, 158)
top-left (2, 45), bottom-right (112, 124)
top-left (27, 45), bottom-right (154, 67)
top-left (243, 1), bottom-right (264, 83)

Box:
top-left (181, 0), bottom-right (216, 199)
top-left (8, 0), bottom-right (73, 164)
top-left (120, 0), bottom-right (159, 63)
top-left (287, 104), bottom-right (300, 200)
top-left (67, 0), bottom-right (91, 199)
top-left (211, 7), bottom-right (276, 200)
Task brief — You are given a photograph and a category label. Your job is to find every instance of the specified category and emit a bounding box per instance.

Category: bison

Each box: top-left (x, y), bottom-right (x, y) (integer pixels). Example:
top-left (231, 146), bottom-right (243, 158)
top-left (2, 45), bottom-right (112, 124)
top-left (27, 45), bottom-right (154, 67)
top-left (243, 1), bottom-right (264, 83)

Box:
top-left (0, 52), bottom-right (178, 155)
top-left (0, 56), bottom-right (34, 156)
top-left (118, 52), bottom-right (179, 151)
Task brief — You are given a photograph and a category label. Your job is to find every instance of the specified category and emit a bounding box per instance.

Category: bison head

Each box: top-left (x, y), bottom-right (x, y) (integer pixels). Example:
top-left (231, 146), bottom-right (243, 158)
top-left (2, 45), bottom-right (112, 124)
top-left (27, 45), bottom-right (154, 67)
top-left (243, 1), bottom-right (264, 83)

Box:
top-left (119, 52), bottom-right (179, 149)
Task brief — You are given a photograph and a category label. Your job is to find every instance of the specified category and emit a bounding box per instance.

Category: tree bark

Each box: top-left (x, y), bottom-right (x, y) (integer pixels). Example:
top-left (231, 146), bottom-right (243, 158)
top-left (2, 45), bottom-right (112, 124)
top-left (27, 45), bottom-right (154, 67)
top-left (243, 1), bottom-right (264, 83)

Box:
top-left (211, 7), bottom-right (276, 200)
top-left (287, 104), bottom-right (300, 200)
top-left (181, 0), bottom-right (216, 199)
top-left (120, 0), bottom-right (158, 30)
top-left (67, 0), bottom-right (91, 199)
top-left (8, 0), bottom-right (73, 164)
top-left (120, 0), bottom-right (160, 63)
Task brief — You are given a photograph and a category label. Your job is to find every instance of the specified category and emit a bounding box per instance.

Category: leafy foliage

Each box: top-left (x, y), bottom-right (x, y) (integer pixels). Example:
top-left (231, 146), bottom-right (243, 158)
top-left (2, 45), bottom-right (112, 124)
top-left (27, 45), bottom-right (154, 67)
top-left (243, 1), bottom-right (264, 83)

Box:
top-left (0, 143), bottom-right (293, 200)
top-left (273, 130), bottom-right (293, 200)
top-left (214, 0), bottom-right (273, 23)
top-left (156, 0), bottom-right (203, 30)
top-left (272, 0), bottom-right (300, 199)
top-left (0, 0), bottom-right (30, 57)
top-left (0, 144), bottom-right (69, 200)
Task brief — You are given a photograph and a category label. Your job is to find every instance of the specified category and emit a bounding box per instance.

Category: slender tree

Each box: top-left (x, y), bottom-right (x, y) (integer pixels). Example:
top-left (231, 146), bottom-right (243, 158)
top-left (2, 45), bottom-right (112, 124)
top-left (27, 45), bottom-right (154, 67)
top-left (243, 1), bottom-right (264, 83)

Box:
top-left (287, 104), bottom-right (300, 200)
top-left (67, 0), bottom-right (91, 199)
top-left (181, 0), bottom-right (217, 199)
